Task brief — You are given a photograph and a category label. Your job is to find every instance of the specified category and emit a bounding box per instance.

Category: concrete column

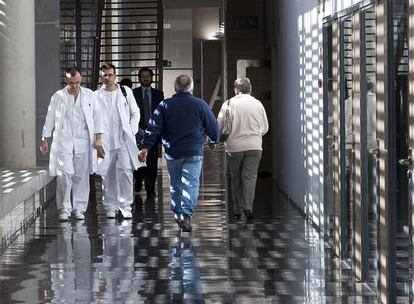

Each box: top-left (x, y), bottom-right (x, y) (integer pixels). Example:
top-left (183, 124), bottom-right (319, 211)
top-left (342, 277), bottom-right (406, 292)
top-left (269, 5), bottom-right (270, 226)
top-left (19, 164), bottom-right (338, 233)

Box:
top-left (35, 0), bottom-right (60, 167)
top-left (0, 0), bottom-right (36, 167)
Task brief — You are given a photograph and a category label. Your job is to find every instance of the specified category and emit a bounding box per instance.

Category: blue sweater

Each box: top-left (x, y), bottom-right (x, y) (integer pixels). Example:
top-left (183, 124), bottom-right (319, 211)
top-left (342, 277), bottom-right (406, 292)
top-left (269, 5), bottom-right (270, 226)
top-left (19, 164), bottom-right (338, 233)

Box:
top-left (142, 92), bottom-right (219, 160)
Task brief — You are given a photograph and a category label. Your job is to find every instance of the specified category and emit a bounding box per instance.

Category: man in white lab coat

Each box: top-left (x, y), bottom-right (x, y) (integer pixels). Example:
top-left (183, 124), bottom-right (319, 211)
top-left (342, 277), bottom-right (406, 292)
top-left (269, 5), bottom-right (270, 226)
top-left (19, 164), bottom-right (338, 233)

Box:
top-left (40, 66), bottom-right (105, 221)
top-left (95, 63), bottom-right (141, 219)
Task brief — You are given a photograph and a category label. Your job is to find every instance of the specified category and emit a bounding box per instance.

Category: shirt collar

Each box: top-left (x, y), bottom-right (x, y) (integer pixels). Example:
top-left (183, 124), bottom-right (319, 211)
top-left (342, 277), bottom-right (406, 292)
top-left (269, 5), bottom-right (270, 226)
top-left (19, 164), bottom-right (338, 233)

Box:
top-left (65, 86), bottom-right (82, 98)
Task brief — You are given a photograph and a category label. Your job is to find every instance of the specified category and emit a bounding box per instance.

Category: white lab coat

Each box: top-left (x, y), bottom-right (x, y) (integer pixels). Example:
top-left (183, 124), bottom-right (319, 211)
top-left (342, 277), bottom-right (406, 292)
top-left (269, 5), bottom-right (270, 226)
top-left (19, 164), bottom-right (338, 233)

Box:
top-left (42, 87), bottom-right (103, 177)
top-left (94, 85), bottom-right (142, 176)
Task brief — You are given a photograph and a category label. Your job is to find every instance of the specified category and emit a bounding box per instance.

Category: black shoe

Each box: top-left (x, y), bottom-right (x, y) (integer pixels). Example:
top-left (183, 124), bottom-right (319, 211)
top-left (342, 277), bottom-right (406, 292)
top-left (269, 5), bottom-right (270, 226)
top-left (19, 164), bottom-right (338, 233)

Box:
top-left (233, 214), bottom-right (242, 220)
top-left (180, 214), bottom-right (192, 232)
top-left (135, 182), bottom-right (143, 192)
top-left (174, 214), bottom-right (182, 228)
top-left (243, 209), bottom-right (253, 221)
top-left (146, 191), bottom-right (156, 201)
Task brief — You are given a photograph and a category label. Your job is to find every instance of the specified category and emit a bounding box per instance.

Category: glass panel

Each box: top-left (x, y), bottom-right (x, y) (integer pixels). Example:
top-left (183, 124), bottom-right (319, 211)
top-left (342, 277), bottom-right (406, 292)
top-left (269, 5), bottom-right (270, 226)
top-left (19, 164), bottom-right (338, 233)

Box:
top-left (364, 6), bottom-right (379, 291)
top-left (343, 15), bottom-right (355, 262)
top-left (393, 0), bottom-right (412, 298)
top-left (324, 24), bottom-right (335, 247)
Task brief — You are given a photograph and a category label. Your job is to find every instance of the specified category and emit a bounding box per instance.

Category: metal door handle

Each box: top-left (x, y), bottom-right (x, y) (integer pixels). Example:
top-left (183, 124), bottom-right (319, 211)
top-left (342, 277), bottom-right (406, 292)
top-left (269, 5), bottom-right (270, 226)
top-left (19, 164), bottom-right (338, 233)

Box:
top-left (369, 148), bottom-right (379, 155)
top-left (399, 156), bottom-right (412, 166)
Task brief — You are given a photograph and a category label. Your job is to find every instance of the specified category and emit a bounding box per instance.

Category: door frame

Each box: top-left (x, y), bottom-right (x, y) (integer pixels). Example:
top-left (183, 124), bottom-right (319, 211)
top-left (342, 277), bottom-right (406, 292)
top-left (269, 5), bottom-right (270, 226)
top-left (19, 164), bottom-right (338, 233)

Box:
top-left (407, 0), bottom-right (414, 301)
top-left (377, 1), bottom-right (397, 302)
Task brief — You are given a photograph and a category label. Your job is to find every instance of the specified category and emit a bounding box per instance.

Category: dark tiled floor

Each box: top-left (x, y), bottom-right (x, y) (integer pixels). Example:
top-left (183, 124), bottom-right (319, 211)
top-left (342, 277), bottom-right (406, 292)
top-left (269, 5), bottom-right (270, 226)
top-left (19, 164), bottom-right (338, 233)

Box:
top-left (0, 146), bottom-right (380, 303)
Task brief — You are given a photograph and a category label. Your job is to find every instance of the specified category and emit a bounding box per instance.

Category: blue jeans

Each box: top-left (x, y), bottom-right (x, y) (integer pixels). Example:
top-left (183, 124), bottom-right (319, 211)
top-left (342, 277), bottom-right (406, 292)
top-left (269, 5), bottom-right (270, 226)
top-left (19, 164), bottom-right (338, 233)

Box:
top-left (167, 156), bottom-right (203, 218)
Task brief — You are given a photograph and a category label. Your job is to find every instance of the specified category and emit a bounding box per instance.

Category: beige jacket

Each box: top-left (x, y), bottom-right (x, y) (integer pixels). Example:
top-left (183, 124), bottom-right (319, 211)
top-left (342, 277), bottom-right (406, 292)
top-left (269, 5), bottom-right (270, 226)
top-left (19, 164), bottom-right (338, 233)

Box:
top-left (217, 94), bottom-right (269, 152)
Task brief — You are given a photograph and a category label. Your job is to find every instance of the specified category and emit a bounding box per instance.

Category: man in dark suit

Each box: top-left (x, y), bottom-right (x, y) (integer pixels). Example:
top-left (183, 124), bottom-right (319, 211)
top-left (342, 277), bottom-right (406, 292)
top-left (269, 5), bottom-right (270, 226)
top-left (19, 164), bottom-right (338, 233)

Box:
top-left (133, 67), bottom-right (164, 200)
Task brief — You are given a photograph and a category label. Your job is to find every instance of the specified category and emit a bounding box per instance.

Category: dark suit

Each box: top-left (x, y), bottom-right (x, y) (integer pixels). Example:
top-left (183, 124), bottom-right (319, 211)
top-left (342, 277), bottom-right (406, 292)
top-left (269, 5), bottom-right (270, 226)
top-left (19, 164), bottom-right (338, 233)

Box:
top-left (132, 86), bottom-right (164, 196)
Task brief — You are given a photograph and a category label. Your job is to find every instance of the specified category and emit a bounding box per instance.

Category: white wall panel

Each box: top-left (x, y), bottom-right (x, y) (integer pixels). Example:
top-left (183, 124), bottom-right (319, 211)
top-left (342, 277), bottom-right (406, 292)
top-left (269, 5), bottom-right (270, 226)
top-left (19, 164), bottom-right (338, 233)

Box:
top-left (274, 0), bottom-right (357, 225)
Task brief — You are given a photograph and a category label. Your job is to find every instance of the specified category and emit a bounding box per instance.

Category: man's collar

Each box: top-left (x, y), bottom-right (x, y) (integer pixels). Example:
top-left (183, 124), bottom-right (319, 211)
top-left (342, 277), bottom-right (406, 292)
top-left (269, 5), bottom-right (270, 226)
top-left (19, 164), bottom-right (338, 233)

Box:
top-left (102, 83), bottom-right (118, 92)
top-left (173, 92), bottom-right (192, 97)
top-left (66, 86), bottom-right (81, 96)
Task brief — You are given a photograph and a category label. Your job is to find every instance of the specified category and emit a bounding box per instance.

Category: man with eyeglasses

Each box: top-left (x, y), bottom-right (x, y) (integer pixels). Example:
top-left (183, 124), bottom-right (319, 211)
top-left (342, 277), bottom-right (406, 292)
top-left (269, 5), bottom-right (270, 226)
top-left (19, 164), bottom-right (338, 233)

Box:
top-left (94, 63), bottom-right (141, 219)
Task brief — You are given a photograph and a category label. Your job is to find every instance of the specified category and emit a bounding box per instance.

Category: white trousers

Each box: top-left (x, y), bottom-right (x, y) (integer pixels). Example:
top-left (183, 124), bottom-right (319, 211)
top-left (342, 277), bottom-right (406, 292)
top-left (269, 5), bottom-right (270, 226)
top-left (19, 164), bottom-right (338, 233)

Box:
top-left (102, 146), bottom-right (133, 215)
top-left (56, 152), bottom-right (90, 213)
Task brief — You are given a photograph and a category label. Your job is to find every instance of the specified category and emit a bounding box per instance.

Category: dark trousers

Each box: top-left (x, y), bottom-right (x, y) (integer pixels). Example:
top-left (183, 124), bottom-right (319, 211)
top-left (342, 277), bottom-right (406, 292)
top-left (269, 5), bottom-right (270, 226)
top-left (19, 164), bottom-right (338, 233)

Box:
top-left (134, 144), bottom-right (159, 194)
top-left (226, 150), bottom-right (262, 214)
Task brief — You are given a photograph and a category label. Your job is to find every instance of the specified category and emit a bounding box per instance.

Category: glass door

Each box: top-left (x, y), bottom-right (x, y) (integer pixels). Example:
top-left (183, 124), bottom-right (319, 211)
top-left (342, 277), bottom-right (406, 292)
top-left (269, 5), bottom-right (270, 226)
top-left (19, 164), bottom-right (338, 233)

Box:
top-left (363, 6), bottom-right (379, 291)
top-left (323, 22), bottom-right (336, 248)
top-left (393, 0), bottom-right (412, 298)
top-left (342, 14), bottom-right (355, 264)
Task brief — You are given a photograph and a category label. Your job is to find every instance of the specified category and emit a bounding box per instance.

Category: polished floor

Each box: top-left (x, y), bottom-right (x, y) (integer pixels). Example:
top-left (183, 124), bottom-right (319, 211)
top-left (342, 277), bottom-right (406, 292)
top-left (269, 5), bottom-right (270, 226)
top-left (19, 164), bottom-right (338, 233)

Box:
top-left (0, 146), bottom-right (380, 303)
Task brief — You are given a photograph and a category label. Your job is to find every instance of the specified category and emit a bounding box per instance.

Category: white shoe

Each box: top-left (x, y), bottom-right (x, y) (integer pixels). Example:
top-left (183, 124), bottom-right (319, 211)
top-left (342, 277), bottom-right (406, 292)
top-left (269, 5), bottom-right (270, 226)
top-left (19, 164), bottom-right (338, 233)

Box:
top-left (73, 210), bottom-right (85, 220)
top-left (106, 210), bottom-right (116, 218)
top-left (120, 209), bottom-right (132, 219)
top-left (58, 210), bottom-right (69, 221)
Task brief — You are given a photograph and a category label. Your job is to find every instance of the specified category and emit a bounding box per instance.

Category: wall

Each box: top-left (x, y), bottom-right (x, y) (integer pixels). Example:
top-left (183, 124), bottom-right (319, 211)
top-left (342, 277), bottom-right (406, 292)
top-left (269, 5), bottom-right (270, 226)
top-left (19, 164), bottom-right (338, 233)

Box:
top-left (192, 7), bottom-right (220, 98)
top-left (226, 0), bottom-right (269, 98)
top-left (35, 0), bottom-right (61, 167)
top-left (163, 4), bottom-right (222, 99)
top-left (163, 9), bottom-right (193, 98)
top-left (0, 0), bottom-right (36, 167)
top-left (192, 8), bottom-right (220, 40)
top-left (273, 0), bottom-right (362, 227)
top-left (202, 40), bottom-right (222, 112)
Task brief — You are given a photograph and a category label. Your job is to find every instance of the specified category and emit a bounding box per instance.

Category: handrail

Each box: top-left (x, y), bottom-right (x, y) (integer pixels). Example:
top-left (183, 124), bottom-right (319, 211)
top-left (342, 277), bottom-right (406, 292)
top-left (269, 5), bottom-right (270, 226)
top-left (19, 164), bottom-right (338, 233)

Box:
top-left (92, 0), bottom-right (105, 90)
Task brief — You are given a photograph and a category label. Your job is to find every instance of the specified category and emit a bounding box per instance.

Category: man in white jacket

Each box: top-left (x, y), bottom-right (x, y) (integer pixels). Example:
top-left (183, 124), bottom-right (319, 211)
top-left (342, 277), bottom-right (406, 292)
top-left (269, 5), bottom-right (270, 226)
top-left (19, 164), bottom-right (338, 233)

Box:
top-left (95, 63), bottom-right (141, 219)
top-left (40, 66), bottom-right (105, 221)
top-left (217, 77), bottom-right (269, 221)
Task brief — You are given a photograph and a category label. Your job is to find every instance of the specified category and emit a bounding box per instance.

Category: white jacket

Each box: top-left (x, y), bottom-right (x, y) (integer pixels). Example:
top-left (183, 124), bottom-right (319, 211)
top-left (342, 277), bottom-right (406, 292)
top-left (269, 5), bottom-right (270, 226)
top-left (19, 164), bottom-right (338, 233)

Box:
top-left (42, 87), bottom-right (103, 176)
top-left (217, 93), bottom-right (269, 152)
top-left (94, 85), bottom-right (142, 175)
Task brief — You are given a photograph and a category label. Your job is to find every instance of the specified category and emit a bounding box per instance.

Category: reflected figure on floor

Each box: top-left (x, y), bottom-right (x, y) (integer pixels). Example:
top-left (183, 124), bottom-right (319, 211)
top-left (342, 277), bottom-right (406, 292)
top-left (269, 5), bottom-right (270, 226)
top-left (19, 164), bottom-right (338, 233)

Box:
top-left (132, 193), bottom-right (161, 224)
top-left (169, 236), bottom-right (204, 303)
top-left (95, 63), bottom-right (142, 219)
top-left (96, 219), bottom-right (145, 303)
top-left (138, 75), bottom-right (219, 232)
top-left (133, 68), bottom-right (165, 201)
top-left (40, 66), bottom-right (105, 221)
top-left (49, 222), bottom-right (93, 303)
top-left (228, 223), bottom-right (265, 301)
top-left (217, 78), bottom-right (269, 221)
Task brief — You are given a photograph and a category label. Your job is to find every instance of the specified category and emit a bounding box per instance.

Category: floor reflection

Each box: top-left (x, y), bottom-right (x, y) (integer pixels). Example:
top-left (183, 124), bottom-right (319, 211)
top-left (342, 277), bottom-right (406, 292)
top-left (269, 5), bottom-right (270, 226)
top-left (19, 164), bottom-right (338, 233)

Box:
top-left (49, 221), bottom-right (93, 303)
top-left (169, 235), bottom-right (203, 303)
top-left (0, 147), bottom-right (379, 303)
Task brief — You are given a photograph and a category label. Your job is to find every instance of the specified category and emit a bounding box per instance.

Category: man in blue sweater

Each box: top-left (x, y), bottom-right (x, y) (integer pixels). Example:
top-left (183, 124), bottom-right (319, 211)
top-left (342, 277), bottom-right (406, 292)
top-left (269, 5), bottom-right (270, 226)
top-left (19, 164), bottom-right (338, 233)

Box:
top-left (138, 75), bottom-right (219, 232)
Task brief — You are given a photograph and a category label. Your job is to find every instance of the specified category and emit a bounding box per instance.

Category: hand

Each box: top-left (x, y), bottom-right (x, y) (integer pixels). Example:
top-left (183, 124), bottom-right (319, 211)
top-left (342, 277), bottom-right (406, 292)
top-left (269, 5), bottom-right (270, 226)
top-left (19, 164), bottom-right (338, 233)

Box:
top-left (138, 148), bottom-right (148, 162)
top-left (93, 140), bottom-right (105, 159)
top-left (208, 143), bottom-right (216, 150)
top-left (137, 128), bottom-right (145, 138)
top-left (40, 139), bottom-right (49, 155)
